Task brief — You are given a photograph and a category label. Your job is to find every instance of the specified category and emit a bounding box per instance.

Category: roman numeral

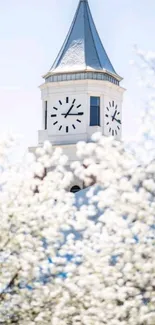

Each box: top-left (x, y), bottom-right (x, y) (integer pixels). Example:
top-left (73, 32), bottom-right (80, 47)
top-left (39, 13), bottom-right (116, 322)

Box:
top-left (115, 105), bottom-right (118, 110)
top-left (106, 122), bottom-right (109, 125)
top-left (59, 125), bottom-right (62, 131)
top-left (53, 121), bottom-right (58, 125)
top-left (117, 112), bottom-right (120, 115)
top-left (109, 127), bottom-right (111, 133)
top-left (51, 114), bottom-right (57, 117)
top-left (106, 107), bottom-right (109, 111)
top-left (112, 101), bottom-right (114, 107)
top-left (59, 100), bottom-right (62, 105)
top-left (117, 126), bottom-right (120, 130)
top-left (112, 130), bottom-right (114, 136)
top-left (72, 124), bottom-right (76, 129)
top-left (77, 119), bottom-right (81, 123)
top-left (66, 126), bottom-right (69, 133)
top-left (115, 130), bottom-right (117, 135)
top-left (66, 97), bottom-right (69, 103)
top-left (53, 107), bottom-right (58, 110)
top-left (109, 102), bottom-right (111, 107)
top-left (77, 104), bottom-right (81, 108)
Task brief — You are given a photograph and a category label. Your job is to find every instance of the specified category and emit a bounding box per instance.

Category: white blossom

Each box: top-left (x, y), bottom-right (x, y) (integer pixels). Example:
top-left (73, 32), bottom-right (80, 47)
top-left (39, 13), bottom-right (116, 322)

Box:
top-left (0, 51), bottom-right (155, 324)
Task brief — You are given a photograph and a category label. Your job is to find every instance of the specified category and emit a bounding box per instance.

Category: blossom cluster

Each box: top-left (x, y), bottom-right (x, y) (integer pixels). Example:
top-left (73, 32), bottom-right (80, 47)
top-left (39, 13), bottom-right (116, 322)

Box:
top-left (0, 132), bottom-right (154, 325)
top-left (0, 50), bottom-right (155, 324)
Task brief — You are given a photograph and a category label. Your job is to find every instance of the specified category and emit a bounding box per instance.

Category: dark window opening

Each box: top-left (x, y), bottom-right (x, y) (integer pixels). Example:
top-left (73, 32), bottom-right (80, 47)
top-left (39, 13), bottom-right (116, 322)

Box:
top-left (70, 185), bottom-right (81, 193)
top-left (45, 101), bottom-right (47, 130)
top-left (90, 96), bottom-right (100, 126)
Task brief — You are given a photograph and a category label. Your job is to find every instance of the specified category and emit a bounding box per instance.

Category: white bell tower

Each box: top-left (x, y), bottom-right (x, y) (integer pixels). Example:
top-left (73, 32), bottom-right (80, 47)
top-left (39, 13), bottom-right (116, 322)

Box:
top-left (36, 0), bottom-right (125, 191)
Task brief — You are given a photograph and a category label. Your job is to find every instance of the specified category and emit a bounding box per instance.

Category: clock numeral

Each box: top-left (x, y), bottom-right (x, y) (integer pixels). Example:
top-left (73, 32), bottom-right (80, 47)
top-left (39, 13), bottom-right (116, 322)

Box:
top-left (112, 130), bottom-right (114, 136)
top-left (117, 112), bottom-right (120, 115)
top-left (106, 107), bottom-right (109, 111)
top-left (51, 114), bottom-right (57, 117)
top-left (77, 104), bottom-right (81, 108)
top-left (117, 126), bottom-right (120, 130)
top-left (66, 97), bottom-right (69, 103)
top-left (112, 101), bottom-right (114, 107)
top-left (59, 125), bottom-right (62, 131)
top-left (106, 122), bottom-right (109, 125)
top-left (115, 105), bottom-right (118, 110)
top-left (72, 124), bottom-right (76, 129)
top-left (66, 126), bottom-right (69, 133)
top-left (77, 119), bottom-right (81, 123)
top-left (109, 127), bottom-right (111, 133)
top-left (59, 100), bottom-right (62, 105)
top-left (53, 121), bottom-right (58, 125)
top-left (105, 114), bottom-right (109, 118)
top-left (109, 102), bottom-right (111, 107)
top-left (53, 107), bottom-right (58, 110)
top-left (115, 130), bottom-right (117, 135)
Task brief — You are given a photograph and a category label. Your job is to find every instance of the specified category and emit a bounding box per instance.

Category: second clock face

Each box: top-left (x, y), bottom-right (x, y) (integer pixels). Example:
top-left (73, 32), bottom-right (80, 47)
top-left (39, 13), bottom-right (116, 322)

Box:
top-left (105, 100), bottom-right (121, 137)
top-left (50, 96), bottom-right (84, 134)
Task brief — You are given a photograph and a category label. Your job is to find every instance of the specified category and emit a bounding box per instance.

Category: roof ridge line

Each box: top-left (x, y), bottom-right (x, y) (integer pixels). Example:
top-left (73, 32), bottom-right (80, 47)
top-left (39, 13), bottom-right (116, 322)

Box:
top-left (83, 0), bottom-right (87, 70)
top-left (86, 3), bottom-right (116, 74)
top-left (85, 1), bottom-right (102, 69)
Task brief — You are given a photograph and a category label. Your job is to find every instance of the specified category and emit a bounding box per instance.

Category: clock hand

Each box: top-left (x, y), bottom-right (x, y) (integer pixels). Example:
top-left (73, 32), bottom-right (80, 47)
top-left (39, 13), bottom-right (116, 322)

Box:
top-left (61, 112), bottom-right (84, 116)
top-left (112, 110), bottom-right (117, 121)
top-left (64, 104), bottom-right (74, 118)
top-left (113, 117), bottom-right (121, 124)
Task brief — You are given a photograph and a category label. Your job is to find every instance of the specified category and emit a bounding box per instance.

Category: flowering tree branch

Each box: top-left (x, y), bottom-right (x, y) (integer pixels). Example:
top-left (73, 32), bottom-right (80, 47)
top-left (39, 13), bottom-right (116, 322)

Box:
top-left (0, 51), bottom-right (155, 324)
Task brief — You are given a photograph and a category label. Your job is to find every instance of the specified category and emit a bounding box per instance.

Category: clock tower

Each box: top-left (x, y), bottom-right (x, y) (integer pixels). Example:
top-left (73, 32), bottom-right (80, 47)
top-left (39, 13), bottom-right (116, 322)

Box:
top-left (36, 0), bottom-right (125, 192)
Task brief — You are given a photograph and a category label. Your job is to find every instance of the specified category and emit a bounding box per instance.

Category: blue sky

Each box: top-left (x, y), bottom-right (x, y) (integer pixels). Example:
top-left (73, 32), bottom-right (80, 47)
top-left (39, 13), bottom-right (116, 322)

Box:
top-left (0, 0), bottom-right (155, 158)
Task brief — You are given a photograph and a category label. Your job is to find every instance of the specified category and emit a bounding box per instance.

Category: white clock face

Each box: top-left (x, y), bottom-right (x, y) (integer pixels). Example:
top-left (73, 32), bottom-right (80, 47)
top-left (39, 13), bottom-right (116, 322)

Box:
top-left (50, 96), bottom-right (84, 134)
top-left (105, 100), bottom-right (121, 136)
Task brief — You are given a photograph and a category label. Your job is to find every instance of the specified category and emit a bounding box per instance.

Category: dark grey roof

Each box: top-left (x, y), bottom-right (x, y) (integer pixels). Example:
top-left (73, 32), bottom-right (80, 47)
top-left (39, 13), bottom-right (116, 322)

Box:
top-left (50, 0), bottom-right (118, 76)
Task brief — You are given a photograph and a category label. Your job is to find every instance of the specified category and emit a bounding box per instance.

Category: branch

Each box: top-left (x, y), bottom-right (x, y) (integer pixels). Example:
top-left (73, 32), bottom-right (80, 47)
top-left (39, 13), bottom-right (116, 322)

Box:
top-left (0, 270), bottom-right (19, 300)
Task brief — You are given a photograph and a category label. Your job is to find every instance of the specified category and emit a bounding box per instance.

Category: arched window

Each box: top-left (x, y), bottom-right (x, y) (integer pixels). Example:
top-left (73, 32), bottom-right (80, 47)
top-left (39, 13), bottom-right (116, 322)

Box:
top-left (70, 185), bottom-right (81, 193)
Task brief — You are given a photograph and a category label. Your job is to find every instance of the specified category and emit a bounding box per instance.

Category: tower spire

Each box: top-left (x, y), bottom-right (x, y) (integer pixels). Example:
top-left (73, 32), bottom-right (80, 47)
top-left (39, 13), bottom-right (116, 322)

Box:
top-left (47, 0), bottom-right (121, 80)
